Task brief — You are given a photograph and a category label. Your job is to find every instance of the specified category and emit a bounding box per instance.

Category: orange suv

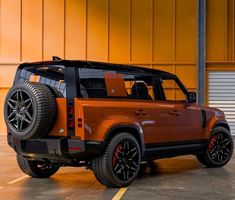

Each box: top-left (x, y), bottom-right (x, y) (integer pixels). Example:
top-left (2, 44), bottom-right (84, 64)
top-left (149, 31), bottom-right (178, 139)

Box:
top-left (4, 58), bottom-right (234, 187)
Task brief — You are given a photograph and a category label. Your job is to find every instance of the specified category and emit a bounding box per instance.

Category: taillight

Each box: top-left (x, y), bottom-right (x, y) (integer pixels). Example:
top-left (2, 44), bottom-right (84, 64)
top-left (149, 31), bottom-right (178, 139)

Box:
top-left (77, 118), bottom-right (83, 128)
top-left (67, 105), bottom-right (74, 128)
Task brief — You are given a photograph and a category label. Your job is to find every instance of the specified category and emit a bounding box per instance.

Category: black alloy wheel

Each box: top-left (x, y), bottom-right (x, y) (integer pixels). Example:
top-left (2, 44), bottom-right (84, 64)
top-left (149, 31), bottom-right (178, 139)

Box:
top-left (6, 89), bottom-right (33, 132)
top-left (112, 139), bottom-right (139, 181)
top-left (207, 131), bottom-right (232, 164)
top-left (196, 127), bottom-right (233, 167)
top-left (92, 133), bottom-right (141, 187)
top-left (4, 82), bottom-right (56, 139)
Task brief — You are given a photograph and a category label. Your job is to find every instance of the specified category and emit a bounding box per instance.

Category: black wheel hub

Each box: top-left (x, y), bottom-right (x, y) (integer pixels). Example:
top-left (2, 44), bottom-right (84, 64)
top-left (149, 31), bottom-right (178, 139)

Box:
top-left (208, 132), bottom-right (232, 164)
top-left (112, 140), bottom-right (139, 181)
top-left (6, 89), bottom-right (33, 132)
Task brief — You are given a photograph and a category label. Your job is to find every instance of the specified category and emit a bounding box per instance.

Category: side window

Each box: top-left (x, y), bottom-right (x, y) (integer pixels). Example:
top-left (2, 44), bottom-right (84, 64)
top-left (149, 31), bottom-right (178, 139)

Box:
top-left (159, 78), bottom-right (186, 101)
top-left (18, 66), bottom-right (66, 97)
top-left (78, 68), bottom-right (108, 98)
top-left (130, 75), bottom-right (156, 100)
top-left (78, 68), bottom-right (156, 100)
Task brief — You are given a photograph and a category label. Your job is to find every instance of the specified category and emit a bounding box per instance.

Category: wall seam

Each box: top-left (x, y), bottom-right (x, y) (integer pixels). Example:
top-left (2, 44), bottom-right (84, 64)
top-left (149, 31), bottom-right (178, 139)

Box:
top-left (0, 0), bottom-right (1, 59)
top-left (64, 0), bottom-right (66, 59)
top-left (20, 0), bottom-right (22, 62)
top-left (85, 0), bottom-right (88, 60)
top-left (233, 0), bottom-right (235, 60)
top-left (225, 0), bottom-right (228, 61)
top-left (173, 0), bottom-right (176, 100)
top-left (107, 0), bottom-right (110, 62)
top-left (42, 0), bottom-right (44, 60)
top-left (129, 0), bottom-right (132, 64)
top-left (151, 0), bottom-right (154, 69)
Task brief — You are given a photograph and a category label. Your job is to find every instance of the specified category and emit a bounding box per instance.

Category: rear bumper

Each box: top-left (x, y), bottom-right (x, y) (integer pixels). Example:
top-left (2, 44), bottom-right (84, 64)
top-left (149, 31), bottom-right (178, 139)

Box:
top-left (7, 134), bottom-right (102, 163)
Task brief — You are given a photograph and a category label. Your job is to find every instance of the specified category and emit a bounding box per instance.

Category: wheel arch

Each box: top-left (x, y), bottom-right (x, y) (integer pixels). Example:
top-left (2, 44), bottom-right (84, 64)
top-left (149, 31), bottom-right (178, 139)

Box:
top-left (213, 122), bottom-right (230, 132)
top-left (207, 121), bottom-right (231, 138)
top-left (103, 125), bottom-right (145, 158)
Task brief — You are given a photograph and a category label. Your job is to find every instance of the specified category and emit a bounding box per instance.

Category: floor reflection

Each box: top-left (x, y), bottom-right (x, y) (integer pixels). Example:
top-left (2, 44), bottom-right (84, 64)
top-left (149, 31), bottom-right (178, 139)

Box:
top-left (137, 156), bottom-right (201, 178)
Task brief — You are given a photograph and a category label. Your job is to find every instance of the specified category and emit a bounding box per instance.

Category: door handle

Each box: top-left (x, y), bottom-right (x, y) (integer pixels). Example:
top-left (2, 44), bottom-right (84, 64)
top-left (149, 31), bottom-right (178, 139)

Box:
top-left (168, 110), bottom-right (180, 116)
top-left (135, 109), bottom-right (147, 116)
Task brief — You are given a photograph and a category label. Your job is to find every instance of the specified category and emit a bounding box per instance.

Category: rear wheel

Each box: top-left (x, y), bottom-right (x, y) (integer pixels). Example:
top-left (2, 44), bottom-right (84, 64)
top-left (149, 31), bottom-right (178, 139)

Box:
top-left (92, 133), bottom-right (141, 187)
top-left (196, 127), bottom-right (233, 167)
top-left (16, 154), bottom-right (60, 178)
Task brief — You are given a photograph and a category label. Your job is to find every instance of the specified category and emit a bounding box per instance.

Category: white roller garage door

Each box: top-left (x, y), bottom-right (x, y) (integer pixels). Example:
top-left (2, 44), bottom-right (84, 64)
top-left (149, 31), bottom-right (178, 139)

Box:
top-left (208, 71), bottom-right (235, 135)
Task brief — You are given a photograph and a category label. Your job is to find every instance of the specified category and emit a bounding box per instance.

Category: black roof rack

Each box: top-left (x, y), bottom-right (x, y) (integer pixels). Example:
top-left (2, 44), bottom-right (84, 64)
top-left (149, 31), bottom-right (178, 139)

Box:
top-left (19, 60), bottom-right (176, 78)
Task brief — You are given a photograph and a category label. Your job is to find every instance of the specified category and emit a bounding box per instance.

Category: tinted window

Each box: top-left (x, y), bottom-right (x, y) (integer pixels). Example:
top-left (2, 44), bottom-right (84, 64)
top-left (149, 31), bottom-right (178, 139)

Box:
top-left (78, 68), bottom-right (156, 100)
top-left (78, 68), bottom-right (108, 98)
top-left (18, 65), bottom-right (66, 97)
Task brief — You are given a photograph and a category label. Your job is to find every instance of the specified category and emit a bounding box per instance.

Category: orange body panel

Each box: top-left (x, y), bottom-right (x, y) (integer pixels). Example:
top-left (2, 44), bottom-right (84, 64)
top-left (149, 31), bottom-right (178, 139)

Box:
top-left (72, 98), bottom-right (224, 144)
top-left (48, 98), bottom-right (67, 137)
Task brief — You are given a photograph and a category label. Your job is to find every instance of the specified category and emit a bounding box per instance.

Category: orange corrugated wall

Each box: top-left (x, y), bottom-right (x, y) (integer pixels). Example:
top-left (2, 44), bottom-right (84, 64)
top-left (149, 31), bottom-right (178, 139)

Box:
top-left (0, 0), bottom-right (198, 133)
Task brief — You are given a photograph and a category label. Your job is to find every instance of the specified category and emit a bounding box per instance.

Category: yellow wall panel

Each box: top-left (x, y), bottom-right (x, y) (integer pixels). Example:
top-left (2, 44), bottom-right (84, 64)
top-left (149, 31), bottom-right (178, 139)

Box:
top-left (0, 89), bottom-right (8, 133)
top-left (65, 0), bottom-right (86, 60)
top-left (154, 0), bottom-right (174, 62)
top-left (131, 0), bottom-right (152, 62)
top-left (43, 0), bottom-right (65, 60)
top-left (0, 0), bottom-right (21, 62)
top-left (154, 65), bottom-right (175, 74)
top-left (0, 65), bottom-right (18, 87)
top-left (227, 0), bottom-right (235, 61)
top-left (175, 0), bottom-right (196, 61)
top-left (175, 65), bottom-right (196, 89)
top-left (87, 0), bottom-right (108, 61)
top-left (207, 0), bottom-right (227, 61)
top-left (22, 0), bottom-right (42, 61)
top-left (109, 0), bottom-right (130, 63)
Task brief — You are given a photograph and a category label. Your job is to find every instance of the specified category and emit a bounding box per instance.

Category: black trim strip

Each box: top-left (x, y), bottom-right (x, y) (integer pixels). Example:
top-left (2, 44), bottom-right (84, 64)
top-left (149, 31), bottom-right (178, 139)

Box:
top-left (144, 140), bottom-right (207, 161)
top-left (201, 109), bottom-right (206, 129)
top-left (145, 139), bottom-right (207, 149)
top-left (67, 98), bottom-right (75, 137)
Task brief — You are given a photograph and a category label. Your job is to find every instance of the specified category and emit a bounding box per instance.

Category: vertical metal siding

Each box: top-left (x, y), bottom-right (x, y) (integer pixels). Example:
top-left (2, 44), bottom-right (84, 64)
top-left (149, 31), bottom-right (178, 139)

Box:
top-left (208, 71), bottom-right (235, 135)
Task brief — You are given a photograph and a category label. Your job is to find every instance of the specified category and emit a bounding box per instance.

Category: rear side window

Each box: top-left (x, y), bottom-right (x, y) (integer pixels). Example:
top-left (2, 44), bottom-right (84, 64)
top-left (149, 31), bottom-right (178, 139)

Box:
top-left (17, 65), bottom-right (66, 97)
top-left (78, 68), bottom-right (108, 98)
top-left (78, 68), bottom-right (157, 100)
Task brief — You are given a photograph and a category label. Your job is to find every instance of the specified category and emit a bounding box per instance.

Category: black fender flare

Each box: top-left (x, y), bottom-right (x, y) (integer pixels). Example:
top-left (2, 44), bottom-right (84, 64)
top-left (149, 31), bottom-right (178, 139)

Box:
top-left (211, 121), bottom-right (230, 135)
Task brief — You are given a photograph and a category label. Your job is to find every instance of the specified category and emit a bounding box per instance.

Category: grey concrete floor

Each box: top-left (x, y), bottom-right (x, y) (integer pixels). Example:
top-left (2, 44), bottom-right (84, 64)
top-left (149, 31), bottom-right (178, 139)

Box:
top-left (0, 135), bottom-right (235, 200)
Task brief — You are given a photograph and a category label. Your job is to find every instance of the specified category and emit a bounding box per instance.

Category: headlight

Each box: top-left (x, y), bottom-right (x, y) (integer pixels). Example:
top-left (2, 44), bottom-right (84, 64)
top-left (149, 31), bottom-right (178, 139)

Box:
top-left (215, 111), bottom-right (225, 117)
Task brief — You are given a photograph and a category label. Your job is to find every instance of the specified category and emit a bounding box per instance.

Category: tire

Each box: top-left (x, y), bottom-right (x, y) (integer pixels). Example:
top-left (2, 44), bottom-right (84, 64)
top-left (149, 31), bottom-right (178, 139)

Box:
top-left (196, 126), bottom-right (234, 167)
top-left (4, 81), bottom-right (56, 139)
top-left (16, 154), bottom-right (59, 178)
top-left (46, 85), bottom-right (64, 97)
top-left (91, 133), bottom-right (141, 188)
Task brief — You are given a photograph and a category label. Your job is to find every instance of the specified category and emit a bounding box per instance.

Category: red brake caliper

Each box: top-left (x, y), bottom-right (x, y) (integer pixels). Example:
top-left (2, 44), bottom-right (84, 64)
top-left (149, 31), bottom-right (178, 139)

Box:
top-left (208, 135), bottom-right (218, 151)
top-left (113, 144), bottom-right (122, 166)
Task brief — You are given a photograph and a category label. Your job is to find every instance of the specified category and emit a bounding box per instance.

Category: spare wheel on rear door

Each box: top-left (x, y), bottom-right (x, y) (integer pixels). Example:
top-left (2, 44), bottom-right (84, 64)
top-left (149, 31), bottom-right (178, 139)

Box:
top-left (4, 81), bottom-right (57, 139)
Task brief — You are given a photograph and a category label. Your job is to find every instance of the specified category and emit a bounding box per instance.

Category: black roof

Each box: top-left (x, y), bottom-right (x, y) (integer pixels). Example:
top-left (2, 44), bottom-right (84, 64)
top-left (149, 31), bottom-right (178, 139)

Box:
top-left (19, 60), bottom-right (176, 78)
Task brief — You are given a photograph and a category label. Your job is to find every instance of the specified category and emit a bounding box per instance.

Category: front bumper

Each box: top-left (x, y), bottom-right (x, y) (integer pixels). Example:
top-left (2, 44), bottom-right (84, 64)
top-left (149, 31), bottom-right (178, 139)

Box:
top-left (7, 134), bottom-right (102, 163)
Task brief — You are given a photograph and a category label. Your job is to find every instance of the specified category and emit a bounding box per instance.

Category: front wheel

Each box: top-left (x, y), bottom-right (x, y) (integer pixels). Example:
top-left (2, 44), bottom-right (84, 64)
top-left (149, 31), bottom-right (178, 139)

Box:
top-left (196, 127), bottom-right (234, 167)
top-left (92, 133), bottom-right (141, 187)
top-left (16, 154), bottom-right (60, 178)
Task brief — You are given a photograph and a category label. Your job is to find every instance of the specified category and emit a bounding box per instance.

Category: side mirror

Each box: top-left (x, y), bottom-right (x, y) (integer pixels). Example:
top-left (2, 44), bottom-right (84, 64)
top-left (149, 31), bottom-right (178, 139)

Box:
top-left (187, 92), bottom-right (197, 103)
